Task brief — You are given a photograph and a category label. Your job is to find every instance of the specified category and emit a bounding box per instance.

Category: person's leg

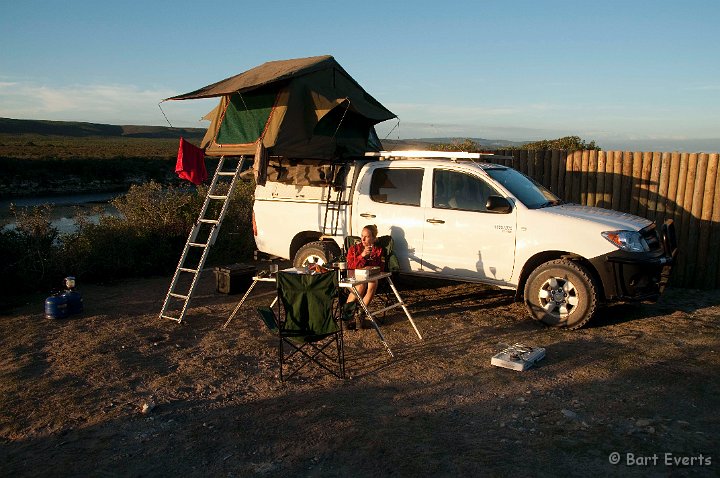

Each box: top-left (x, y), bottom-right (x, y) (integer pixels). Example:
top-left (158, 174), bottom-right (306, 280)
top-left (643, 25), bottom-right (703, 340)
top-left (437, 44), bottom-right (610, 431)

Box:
top-left (347, 283), bottom-right (367, 303)
top-left (357, 280), bottom-right (378, 329)
top-left (343, 283), bottom-right (366, 324)
top-left (363, 281), bottom-right (378, 306)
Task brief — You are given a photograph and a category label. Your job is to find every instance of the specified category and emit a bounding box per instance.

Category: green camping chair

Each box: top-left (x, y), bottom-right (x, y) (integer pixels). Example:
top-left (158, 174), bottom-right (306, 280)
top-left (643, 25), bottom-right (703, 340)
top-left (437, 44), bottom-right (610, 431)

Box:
top-left (342, 234), bottom-right (400, 320)
top-left (343, 235), bottom-right (399, 273)
top-left (257, 270), bottom-right (344, 381)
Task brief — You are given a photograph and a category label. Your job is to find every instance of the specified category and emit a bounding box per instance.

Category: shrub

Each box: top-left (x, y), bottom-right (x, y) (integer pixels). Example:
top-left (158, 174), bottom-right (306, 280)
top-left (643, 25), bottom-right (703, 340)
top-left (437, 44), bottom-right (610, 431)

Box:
top-left (1, 180), bottom-right (256, 305)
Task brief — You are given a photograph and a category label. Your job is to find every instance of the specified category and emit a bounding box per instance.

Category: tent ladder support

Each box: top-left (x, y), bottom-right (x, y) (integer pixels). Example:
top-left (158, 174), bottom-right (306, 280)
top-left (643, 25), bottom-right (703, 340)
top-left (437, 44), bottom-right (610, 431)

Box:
top-left (160, 155), bottom-right (248, 323)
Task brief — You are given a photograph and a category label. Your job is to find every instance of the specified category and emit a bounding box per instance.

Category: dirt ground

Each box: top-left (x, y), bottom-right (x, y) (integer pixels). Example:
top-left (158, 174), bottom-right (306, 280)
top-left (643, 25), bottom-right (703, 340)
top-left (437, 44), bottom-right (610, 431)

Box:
top-left (1, 261), bottom-right (719, 477)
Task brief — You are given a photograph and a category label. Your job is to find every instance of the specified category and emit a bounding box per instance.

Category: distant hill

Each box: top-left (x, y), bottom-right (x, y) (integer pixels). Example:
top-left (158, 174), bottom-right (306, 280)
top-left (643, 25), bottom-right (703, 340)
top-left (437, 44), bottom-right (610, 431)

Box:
top-left (1, 119), bottom-right (530, 149)
top-left (382, 137), bottom-right (527, 151)
top-left (0, 117), bottom-right (205, 140)
top-left (415, 137), bottom-right (528, 148)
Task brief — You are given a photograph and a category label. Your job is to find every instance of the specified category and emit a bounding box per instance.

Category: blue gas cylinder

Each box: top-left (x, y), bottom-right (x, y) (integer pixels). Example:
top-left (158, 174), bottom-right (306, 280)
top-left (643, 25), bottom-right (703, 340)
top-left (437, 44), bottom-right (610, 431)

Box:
top-left (64, 290), bottom-right (84, 314)
top-left (45, 294), bottom-right (69, 319)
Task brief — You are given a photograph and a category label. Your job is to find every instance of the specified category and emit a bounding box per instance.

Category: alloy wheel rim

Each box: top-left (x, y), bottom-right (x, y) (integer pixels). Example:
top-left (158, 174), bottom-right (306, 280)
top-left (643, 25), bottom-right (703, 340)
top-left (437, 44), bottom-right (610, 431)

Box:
top-left (537, 276), bottom-right (580, 318)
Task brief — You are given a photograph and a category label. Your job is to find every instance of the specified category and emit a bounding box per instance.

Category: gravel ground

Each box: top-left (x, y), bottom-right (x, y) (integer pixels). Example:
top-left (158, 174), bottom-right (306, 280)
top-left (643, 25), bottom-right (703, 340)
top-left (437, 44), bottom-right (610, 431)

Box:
top-left (2, 264), bottom-right (719, 477)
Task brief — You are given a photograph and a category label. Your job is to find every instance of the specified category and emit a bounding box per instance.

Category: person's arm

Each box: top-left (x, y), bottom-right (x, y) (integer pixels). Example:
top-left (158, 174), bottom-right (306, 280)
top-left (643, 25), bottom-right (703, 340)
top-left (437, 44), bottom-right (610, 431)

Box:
top-left (347, 244), bottom-right (366, 269)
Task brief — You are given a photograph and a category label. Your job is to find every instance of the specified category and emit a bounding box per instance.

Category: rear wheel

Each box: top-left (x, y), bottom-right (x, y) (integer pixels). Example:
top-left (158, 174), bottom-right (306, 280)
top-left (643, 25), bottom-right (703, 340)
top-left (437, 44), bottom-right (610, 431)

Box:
top-left (293, 241), bottom-right (342, 268)
top-left (524, 259), bottom-right (598, 329)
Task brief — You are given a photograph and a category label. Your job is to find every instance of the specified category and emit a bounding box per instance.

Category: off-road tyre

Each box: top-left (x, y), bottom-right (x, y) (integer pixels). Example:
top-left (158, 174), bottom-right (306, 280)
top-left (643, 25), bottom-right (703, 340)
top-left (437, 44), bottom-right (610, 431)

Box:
top-left (524, 259), bottom-right (598, 330)
top-left (293, 241), bottom-right (342, 269)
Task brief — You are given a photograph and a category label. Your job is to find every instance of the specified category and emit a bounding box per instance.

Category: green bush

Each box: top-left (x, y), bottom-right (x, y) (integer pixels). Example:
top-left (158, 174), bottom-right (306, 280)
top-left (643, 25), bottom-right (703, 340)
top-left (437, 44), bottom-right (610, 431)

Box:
top-left (0, 205), bottom-right (62, 300)
top-left (1, 180), bottom-right (256, 306)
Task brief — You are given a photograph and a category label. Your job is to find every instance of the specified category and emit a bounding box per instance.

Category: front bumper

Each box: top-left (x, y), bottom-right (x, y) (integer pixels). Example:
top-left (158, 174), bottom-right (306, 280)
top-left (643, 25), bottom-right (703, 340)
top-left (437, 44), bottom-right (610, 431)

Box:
top-left (589, 220), bottom-right (678, 301)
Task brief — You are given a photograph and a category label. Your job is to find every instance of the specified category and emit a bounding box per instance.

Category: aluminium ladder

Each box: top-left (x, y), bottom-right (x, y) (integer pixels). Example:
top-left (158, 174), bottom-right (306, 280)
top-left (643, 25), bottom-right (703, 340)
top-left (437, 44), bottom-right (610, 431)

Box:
top-left (160, 155), bottom-right (248, 323)
top-left (321, 163), bottom-right (347, 236)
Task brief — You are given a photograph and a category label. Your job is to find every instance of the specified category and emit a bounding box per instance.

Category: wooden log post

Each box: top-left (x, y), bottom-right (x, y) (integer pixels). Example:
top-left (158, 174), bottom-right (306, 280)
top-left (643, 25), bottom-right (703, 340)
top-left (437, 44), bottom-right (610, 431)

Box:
top-left (638, 151), bottom-right (653, 218)
top-left (543, 150), bottom-right (552, 188)
top-left (550, 149), bottom-right (561, 195)
top-left (676, 153), bottom-right (699, 286)
top-left (604, 150), bottom-right (615, 209)
top-left (655, 152), bottom-right (671, 224)
top-left (629, 152), bottom-right (643, 215)
top-left (686, 153), bottom-right (708, 287)
top-left (697, 153), bottom-right (717, 287)
top-left (564, 150), bottom-right (574, 200)
top-left (709, 153), bottom-right (720, 288)
top-left (580, 150), bottom-right (590, 206)
top-left (614, 151), bottom-right (626, 211)
top-left (665, 152), bottom-right (681, 221)
top-left (596, 151), bottom-right (607, 208)
top-left (646, 152), bottom-right (662, 223)
top-left (587, 149), bottom-right (598, 207)
top-left (571, 151), bottom-right (582, 204)
top-left (518, 149), bottom-right (529, 175)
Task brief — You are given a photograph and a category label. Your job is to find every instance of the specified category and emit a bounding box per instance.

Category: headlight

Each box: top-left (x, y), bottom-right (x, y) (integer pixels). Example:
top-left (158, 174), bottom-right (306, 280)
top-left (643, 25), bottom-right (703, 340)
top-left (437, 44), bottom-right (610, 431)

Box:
top-left (601, 230), bottom-right (649, 252)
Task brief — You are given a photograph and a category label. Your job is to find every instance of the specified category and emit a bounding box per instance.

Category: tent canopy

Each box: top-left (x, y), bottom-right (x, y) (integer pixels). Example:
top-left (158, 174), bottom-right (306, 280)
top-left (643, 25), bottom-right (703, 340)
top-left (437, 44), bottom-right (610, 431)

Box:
top-left (166, 55), bottom-right (396, 159)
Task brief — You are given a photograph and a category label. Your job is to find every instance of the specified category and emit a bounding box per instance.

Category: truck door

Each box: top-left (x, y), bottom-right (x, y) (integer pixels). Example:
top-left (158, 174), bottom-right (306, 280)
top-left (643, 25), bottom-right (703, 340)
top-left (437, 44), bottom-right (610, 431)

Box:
top-left (422, 168), bottom-right (516, 283)
top-left (354, 165), bottom-right (425, 272)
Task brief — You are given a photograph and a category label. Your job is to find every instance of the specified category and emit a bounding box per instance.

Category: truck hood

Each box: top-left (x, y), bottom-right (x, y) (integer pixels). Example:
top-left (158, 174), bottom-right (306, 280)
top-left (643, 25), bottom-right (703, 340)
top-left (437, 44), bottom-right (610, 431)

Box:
top-left (543, 204), bottom-right (653, 231)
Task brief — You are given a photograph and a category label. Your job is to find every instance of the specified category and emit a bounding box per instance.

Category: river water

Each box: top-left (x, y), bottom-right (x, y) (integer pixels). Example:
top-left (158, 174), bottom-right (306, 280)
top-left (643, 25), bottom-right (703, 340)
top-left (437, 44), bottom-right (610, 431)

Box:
top-left (0, 192), bottom-right (120, 234)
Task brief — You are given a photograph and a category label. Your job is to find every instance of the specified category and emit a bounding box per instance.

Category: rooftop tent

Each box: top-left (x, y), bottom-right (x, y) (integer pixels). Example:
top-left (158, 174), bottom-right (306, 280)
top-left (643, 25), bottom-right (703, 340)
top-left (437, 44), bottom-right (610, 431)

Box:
top-left (165, 55), bottom-right (396, 160)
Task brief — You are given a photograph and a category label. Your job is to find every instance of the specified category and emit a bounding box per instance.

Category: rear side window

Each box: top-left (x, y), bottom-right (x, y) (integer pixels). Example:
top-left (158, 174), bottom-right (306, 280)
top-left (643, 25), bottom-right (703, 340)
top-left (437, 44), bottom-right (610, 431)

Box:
top-left (370, 168), bottom-right (423, 206)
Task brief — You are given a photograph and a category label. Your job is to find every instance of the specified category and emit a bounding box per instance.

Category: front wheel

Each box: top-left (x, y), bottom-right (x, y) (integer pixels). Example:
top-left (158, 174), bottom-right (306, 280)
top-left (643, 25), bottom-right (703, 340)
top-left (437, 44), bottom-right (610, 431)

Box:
top-left (293, 241), bottom-right (341, 268)
top-left (524, 259), bottom-right (598, 329)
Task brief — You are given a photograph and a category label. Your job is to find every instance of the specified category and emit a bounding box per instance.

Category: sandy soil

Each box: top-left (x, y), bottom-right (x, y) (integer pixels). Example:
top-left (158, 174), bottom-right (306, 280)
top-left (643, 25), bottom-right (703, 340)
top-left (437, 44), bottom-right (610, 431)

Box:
top-left (1, 262), bottom-right (718, 477)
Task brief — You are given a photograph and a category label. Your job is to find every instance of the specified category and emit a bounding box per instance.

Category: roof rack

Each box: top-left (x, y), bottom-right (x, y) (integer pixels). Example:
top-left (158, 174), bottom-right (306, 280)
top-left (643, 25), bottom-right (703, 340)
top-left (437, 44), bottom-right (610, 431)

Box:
top-left (364, 150), bottom-right (499, 161)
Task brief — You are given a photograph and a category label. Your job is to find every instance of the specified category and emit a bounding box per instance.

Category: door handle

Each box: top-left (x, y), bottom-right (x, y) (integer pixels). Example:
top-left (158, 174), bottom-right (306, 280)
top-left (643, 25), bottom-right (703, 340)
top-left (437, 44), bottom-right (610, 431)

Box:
top-left (360, 213), bottom-right (376, 218)
top-left (426, 218), bottom-right (445, 224)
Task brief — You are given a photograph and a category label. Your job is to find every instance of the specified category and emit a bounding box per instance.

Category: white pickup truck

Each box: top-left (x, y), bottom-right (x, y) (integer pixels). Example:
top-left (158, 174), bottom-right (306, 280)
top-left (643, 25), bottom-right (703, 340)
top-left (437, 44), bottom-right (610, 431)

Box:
top-left (252, 151), bottom-right (677, 329)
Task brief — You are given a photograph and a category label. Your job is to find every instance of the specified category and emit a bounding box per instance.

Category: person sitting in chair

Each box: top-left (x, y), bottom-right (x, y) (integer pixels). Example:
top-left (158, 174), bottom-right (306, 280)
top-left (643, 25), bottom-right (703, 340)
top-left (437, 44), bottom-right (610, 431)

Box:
top-left (343, 224), bottom-right (384, 328)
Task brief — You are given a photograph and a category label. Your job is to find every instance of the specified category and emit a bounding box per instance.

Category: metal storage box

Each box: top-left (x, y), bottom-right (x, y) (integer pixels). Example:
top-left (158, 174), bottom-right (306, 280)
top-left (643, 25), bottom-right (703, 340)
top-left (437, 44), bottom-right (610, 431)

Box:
top-left (214, 264), bottom-right (257, 294)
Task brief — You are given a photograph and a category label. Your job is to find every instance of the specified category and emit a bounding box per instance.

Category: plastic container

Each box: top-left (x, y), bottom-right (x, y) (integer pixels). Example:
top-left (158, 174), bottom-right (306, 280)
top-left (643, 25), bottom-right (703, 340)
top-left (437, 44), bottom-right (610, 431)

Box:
top-left (45, 294), bottom-right (69, 319)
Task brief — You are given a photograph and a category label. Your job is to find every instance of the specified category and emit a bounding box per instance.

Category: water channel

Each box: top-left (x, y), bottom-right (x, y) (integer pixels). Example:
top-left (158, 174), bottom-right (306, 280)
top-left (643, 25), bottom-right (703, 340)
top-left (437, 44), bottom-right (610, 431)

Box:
top-left (0, 192), bottom-right (120, 234)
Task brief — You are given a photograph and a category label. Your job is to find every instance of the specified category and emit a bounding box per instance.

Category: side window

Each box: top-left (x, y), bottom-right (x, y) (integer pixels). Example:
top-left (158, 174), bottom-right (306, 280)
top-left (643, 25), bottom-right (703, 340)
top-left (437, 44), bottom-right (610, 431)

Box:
top-left (433, 169), bottom-right (496, 212)
top-left (370, 168), bottom-right (423, 206)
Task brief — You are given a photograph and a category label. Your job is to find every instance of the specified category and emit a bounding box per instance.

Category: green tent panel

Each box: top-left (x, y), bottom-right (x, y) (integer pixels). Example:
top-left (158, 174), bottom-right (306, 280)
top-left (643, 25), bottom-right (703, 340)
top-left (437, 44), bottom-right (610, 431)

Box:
top-left (216, 89), bottom-right (277, 145)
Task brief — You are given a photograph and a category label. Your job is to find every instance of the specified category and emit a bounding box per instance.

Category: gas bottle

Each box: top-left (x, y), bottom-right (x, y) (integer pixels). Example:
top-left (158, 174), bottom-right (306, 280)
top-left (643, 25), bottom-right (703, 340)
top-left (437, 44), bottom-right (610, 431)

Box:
top-left (64, 290), bottom-right (84, 314)
top-left (45, 294), bottom-right (69, 319)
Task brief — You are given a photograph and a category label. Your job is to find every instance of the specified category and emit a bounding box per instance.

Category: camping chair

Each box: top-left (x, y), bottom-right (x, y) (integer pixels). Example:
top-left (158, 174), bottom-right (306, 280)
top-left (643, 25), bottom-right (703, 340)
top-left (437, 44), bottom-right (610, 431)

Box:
top-left (343, 234), bottom-right (400, 321)
top-left (257, 270), bottom-right (344, 381)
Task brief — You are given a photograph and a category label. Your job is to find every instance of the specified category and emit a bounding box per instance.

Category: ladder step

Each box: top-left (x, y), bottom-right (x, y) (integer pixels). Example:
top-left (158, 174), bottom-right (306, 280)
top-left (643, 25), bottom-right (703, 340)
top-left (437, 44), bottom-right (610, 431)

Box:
top-left (169, 293), bottom-right (188, 299)
top-left (161, 315), bottom-right (181, 322)
top-left (208, 195), bottom-right (228, 200)
top-left (188, 242), bottom-right (207, 248)
top-left (179, 267), bottom-right (198, 273)
top-left (218, 171), bottom-right (236, 176)
top-left (199, 219), bottom-right (220, 224)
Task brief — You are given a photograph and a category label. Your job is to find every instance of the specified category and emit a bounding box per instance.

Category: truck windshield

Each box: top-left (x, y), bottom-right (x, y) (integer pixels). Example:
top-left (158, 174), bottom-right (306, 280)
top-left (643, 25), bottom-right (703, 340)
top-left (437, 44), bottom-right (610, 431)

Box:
top-left (484, 166), bottom-right (562, 209)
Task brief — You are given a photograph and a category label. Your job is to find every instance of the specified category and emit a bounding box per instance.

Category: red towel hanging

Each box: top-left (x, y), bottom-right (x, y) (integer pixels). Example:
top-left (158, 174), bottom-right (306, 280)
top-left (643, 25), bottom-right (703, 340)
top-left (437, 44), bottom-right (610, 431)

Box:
top-left (175, 137), bottom-right (207, 185)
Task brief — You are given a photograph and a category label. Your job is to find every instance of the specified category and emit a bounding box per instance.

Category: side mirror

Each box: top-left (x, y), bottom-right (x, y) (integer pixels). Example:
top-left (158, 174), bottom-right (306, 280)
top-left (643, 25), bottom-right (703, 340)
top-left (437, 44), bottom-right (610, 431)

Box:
top-left (486, 195), bottom-right (512, 214)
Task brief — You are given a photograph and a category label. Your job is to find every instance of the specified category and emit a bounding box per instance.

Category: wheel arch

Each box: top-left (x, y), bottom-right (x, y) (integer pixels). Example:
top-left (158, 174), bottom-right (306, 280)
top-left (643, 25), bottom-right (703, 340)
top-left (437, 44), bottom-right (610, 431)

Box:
top-left (289, 231), bottom-right (323, 260)
top-left (289, 231), bottom-right (342, 261)
top-left (515, 251), bottom-right (606, 302)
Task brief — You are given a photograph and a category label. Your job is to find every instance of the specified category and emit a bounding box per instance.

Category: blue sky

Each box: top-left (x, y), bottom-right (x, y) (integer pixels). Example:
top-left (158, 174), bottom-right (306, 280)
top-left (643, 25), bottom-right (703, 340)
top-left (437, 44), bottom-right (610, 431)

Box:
top-left (1, 0), bottom-right (719, 150)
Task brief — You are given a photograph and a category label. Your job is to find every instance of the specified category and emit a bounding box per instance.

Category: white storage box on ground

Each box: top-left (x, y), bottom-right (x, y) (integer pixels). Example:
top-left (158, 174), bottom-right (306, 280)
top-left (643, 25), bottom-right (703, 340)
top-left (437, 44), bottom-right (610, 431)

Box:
top-left (491, 343), bottom-right (546, 371)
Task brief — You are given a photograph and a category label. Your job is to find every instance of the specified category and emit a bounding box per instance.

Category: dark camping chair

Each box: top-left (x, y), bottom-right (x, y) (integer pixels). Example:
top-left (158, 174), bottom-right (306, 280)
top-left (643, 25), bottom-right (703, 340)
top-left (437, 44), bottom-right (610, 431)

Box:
top-left (343, 235), bottom-right (399, 273)
top-left (257, 270), bottom-right (344, 381)
top-left (343, 234), bottom-right (400, 319)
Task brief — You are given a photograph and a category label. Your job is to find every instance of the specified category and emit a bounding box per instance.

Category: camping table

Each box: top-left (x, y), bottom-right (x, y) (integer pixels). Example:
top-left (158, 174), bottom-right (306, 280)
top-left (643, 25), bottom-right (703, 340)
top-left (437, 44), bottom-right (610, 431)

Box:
top-left (340, 271), bottom-right (422, 357)
top-left (222, 273), bottom-right (278, 329)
